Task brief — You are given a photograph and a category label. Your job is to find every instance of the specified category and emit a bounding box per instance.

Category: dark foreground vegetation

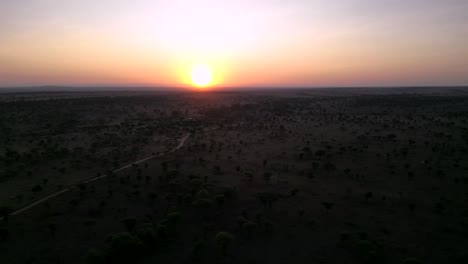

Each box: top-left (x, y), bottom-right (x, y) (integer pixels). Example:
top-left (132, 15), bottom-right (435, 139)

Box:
top-left (1, 88), bottom-right (468, 264)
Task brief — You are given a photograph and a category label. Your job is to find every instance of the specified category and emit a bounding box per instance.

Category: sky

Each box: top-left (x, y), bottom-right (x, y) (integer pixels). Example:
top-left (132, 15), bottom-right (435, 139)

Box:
top-left (1, 0), bottom-right (467, 88)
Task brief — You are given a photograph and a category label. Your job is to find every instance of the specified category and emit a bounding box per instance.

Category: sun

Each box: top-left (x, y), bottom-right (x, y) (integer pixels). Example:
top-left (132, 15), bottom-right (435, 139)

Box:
top-left (190, 64), bottom-right (213, 88)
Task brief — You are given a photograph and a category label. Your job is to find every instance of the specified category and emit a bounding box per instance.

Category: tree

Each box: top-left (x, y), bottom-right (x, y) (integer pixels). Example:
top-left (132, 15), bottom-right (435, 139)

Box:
top-left (197, 189), bottom-right (210, 199)
top-left (190, 178), bottom-right (204, 190)
top-left (242, 221), bottom-right (257, 238)
top-left (216, 232), bottom-right (234, 256)
top-left (161, 161), bottom-right (168, 172)
top-left (256, 191), bottom-right (279, 208)
top-left (0, 227), bottom-right (11, 242)
top-left (135, 226), bottom-right (156, 247)
top-left (78, 183), bottom-right (87, 192)
top-left (263, 172), bottom-right (272, 183)
top-left (322, 202), bottom-right (334, 213)
top-left (166, 211), bottom-right (181, 224)
top-left (215, 194), bottom-right (225, 207)
top-left (122, 217), bottom-right (137, 232)
top-left (356, 239), bottom-right (382, 263)
top-left (340, 231), bottom-right (350, 243)
top-left (191, 239), bottom-right (206, 262)
top-left (0, 206), bottom-right (13, 222)
top-left (31, 184), bottom-right (42, 193)
top-left (107, 232), bottom-right (143, 263)
top-left (193, 198), bottom-right (213, 216)
top-left (290, 188), bottom-right (299, 197)
top-left (402, 257), bottom-right (423, 264)
top-left (148, 192), bottom-right (157, 205)
top-left (84, 248), bottom-right (105, 264)
top-left (48, 223), bottom-right (57, 237)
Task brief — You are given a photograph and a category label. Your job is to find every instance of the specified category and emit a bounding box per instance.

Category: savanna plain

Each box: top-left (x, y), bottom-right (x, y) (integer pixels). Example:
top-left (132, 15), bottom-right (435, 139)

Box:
top-left (1, 88), bottom-right (468, 264)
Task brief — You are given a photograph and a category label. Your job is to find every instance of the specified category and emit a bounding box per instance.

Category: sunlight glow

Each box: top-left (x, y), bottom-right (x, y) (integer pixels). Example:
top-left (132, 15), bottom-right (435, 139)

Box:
top-left (1, 1), bottom-right (467, 87)
top-left (190, 64), bottom-right (213, 88)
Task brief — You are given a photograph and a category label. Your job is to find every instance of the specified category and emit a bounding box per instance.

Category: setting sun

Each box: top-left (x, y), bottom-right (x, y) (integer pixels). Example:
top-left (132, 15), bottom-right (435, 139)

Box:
top-left (190, 64), bottom-right (213, 88)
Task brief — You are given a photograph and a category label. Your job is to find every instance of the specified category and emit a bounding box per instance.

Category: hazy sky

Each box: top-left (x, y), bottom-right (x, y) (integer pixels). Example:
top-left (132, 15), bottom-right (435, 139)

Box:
top-left (1, 0), bottom-right (467, 87)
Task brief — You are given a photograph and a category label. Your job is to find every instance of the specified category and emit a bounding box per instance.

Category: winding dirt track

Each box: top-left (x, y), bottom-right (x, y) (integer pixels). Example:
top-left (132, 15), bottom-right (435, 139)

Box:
top-left (1, 134), bottom-right (190, 220)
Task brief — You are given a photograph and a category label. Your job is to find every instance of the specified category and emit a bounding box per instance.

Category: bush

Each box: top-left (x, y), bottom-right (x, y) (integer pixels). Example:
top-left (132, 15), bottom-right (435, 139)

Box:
top-left (216, 231), bottom-right (234, 256)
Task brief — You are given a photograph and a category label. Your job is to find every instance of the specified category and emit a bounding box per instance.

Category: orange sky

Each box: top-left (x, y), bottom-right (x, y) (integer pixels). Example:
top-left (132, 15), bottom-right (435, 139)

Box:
top-left (1, 0), bottom-right (467, 88)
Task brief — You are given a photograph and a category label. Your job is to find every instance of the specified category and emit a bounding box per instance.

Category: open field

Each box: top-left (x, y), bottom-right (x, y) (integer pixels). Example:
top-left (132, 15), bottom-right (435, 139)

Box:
top-left (1, 88), bottom-right (468, 264)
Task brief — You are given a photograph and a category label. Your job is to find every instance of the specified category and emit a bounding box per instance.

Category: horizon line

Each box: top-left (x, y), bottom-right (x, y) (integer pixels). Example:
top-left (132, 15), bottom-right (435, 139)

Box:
top-left (1, 84), bottom-right (468, 90)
